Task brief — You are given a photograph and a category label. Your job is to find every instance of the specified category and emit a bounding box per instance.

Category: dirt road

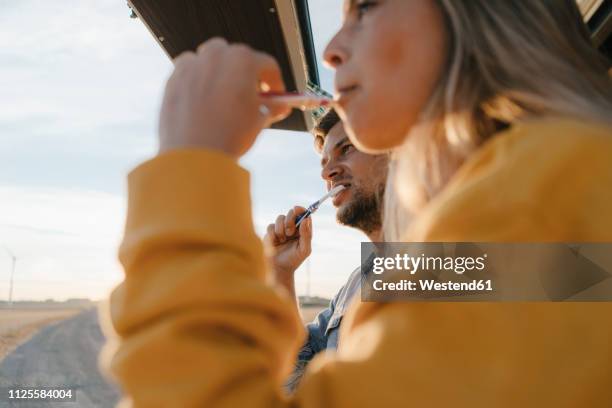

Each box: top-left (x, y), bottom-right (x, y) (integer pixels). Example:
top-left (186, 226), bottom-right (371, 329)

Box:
top-left (0, 309), bottom-right (82, 361)
top-left (0, 309), bottom-right (120, 407)
top-left (0, 305), bottom-right (327, 407)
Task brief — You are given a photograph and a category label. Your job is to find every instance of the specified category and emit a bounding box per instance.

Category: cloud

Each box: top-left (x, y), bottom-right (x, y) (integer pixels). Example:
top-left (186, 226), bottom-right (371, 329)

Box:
top-left (0, 0), bottom-right (169, 195)
top-left (0, 0), bottom-right (169, 163)
top-left (0, 186), bottom-right (125, 300)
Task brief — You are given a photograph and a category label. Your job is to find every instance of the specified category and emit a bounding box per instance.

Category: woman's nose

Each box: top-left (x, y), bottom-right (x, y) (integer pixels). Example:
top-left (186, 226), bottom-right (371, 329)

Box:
top-left (323, 31), bottom-right (348, 69)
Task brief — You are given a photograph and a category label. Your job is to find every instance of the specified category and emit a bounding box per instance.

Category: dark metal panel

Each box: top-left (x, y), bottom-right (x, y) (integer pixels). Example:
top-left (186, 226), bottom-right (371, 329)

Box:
top-left (129, 0), bottom-right (317, 131)
top-left (295, 0), bottom-right (320, 85)
top-left (587, 0), bottom-right (612, 63)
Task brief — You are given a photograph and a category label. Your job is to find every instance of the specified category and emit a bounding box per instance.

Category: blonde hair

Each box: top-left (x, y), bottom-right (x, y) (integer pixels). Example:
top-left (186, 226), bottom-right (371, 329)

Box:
top-left (384, 0), bottom-right (612, 240)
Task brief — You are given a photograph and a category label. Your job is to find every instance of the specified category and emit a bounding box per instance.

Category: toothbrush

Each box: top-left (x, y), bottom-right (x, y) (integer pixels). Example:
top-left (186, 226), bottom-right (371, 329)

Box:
top-left (259, 91), bottom-right (334, 111)
top-left (295, 185), bottom-right (346, 228)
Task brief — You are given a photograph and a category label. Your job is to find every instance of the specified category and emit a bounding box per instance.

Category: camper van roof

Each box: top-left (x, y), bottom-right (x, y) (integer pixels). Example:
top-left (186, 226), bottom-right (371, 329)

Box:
top-left (127, 0), bottom-right (321, 132)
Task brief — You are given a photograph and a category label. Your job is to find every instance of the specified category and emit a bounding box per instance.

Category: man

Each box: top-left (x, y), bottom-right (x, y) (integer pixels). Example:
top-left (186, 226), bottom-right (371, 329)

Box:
top-left (264, 109), bottom-right (389, 391)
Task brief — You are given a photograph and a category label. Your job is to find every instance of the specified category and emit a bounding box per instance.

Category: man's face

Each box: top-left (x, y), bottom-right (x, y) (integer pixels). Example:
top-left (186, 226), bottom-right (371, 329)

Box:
top-left (320, 122), bottom-right (388, 234)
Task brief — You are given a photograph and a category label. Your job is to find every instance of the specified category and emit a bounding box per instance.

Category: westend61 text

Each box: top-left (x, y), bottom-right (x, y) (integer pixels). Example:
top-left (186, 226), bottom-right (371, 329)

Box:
top-left (372, 279), bottom-right (494, 292)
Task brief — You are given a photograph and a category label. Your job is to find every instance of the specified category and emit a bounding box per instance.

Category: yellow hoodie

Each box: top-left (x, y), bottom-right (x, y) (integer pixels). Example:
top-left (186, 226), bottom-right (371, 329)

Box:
top-left (100, 119), bottom-right (612, 407)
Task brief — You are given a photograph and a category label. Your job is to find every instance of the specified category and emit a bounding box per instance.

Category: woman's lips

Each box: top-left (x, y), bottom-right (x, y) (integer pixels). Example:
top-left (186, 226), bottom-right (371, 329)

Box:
top-left (335, 85), bottom-right (359, 105)
top-left (337, 84), bottom-right (359, 94)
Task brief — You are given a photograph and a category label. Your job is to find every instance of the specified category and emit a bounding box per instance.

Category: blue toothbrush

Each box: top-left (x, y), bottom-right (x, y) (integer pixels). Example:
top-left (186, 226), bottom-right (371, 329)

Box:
top-left (295, 185), bottom-right (346, 228)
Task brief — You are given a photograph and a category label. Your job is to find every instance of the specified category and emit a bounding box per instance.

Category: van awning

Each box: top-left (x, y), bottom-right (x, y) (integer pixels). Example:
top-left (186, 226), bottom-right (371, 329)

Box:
top-left (127, 0), bottom-right (322, 132)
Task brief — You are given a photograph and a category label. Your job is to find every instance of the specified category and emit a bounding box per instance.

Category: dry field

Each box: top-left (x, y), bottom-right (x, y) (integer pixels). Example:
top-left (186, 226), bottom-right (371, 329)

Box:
top-left (0, 305), bottom-right (325, 362)
top-left (0, 308), bottom-right (83, 361)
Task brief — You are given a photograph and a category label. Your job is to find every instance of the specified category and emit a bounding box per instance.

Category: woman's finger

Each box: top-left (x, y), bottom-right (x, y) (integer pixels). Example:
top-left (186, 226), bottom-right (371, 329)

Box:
top-left (195, 37), bottom-right (227, 56)
top-left (246, 50), bottom-right (292, 125)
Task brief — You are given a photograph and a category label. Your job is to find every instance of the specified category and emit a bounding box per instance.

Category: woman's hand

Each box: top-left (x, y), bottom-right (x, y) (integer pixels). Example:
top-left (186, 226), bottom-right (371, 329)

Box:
top-left (158, 38), bottom-right (291, 158)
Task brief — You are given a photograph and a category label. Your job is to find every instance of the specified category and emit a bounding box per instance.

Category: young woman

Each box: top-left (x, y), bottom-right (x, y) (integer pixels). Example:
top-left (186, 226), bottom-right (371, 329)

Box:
top-left (322, 0), bottom-right (612, 241)
top-left (101, 1), bottom-right (612, 406)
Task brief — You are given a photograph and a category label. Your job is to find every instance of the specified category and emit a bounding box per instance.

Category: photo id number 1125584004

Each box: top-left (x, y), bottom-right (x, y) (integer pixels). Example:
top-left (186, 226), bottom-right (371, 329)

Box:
top-left (4, 387), bottom-right (76, 402)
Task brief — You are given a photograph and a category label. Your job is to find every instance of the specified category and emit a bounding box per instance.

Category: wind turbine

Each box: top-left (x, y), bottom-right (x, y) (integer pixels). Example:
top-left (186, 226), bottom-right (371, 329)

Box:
top-left (2, 246), bottom-right (17, 308)
top-left (306, 257), bottom-right (311, 301)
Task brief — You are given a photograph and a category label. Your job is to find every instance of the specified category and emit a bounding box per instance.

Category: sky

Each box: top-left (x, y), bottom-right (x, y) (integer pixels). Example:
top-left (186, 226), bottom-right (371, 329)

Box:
top-left (0, 0), bottom-right (367, 301)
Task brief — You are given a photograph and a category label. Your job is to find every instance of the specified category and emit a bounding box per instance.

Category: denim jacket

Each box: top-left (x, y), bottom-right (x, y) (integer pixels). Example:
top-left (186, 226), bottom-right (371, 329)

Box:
top-left (285, 265), bottom-right (362, 392)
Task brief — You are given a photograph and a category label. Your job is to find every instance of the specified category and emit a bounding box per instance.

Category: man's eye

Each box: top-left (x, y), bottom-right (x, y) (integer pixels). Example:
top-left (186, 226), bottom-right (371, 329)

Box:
top-left (356, 1), bottom-right (377, 19)
top-left (341, 144), bottom-right (353, 155)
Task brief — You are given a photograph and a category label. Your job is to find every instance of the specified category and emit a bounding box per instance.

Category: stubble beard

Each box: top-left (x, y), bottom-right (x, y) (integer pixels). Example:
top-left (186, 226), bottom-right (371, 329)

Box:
top-left (336, 183), bottom-right (384, 235)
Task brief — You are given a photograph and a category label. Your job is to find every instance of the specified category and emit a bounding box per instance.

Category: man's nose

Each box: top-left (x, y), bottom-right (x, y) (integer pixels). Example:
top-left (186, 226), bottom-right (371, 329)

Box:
top-left (321, 162), bottom-right (343, 182)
